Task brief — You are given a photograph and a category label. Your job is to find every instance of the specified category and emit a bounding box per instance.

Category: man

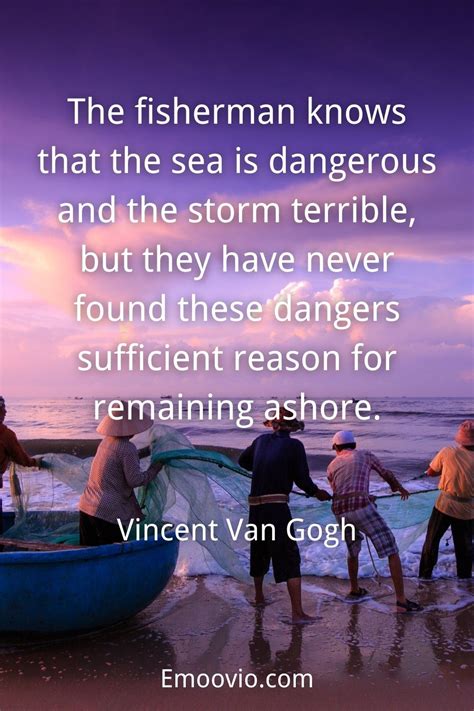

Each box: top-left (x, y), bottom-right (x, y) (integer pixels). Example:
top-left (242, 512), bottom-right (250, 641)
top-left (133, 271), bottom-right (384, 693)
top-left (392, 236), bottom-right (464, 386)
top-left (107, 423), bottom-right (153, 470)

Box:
top-left (0, 396), bottom-right (41, 533)
top-left (419, 420), bottom-right (473, 579)
top-left (239, 407), bottom-right (332, 623)
top-left (327, 430), bottom-right (422, 612)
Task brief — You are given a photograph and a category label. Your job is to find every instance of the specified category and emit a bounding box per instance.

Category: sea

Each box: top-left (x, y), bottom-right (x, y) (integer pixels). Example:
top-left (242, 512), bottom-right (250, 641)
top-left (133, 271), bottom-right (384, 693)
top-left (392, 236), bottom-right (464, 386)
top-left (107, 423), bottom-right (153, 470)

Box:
top-left (2, 396), bottom-right (473, 583)
top-left (6, 395), bottom-right (473, 474)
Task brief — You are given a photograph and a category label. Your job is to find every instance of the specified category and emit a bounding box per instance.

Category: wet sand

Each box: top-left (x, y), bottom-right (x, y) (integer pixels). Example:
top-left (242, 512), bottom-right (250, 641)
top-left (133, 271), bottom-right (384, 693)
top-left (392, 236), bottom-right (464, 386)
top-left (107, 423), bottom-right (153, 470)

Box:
top-left (0, 576), bottom-right (472, 710)
top-left (5, 438), bottom-right (471, 708)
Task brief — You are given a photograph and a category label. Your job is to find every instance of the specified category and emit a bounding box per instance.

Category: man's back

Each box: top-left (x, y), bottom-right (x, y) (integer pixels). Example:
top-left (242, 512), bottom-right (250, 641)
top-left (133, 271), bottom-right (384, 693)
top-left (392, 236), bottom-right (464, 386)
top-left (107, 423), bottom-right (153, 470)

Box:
top-left (239, 430), bottom-right (317, 497)
top-left (327, 448), bottom-right (399, 515)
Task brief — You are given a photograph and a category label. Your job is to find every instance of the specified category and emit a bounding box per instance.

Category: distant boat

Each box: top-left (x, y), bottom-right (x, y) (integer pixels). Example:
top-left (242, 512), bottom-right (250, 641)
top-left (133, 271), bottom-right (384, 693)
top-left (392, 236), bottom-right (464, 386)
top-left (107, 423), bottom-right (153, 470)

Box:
top-left (0, 511), bottom-right (179, 634)
top-left (161, 394), bottom-right (172, 399)
top-left (352, 399), bottom-right (360, 404)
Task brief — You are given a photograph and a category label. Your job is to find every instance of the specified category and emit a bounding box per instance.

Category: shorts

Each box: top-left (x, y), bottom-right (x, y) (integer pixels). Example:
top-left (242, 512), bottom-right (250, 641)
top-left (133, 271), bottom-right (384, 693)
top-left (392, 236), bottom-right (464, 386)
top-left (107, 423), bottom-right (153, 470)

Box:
top-left (249, 503), bottom-right (301, 583)
top-left (338, 503), bottom-right (398, 559)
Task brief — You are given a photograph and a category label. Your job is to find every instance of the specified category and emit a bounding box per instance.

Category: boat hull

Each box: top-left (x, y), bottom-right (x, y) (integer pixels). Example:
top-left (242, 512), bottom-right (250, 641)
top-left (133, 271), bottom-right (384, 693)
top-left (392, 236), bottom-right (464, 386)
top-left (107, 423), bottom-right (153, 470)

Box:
top-left (0, 534), bottom-right (179, 634)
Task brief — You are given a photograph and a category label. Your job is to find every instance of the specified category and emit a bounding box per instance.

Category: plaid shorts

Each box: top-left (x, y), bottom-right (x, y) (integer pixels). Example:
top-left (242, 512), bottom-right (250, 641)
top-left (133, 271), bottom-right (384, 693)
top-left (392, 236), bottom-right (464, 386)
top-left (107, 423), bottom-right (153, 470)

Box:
top-left (338, 503), bottom-right (398, 559)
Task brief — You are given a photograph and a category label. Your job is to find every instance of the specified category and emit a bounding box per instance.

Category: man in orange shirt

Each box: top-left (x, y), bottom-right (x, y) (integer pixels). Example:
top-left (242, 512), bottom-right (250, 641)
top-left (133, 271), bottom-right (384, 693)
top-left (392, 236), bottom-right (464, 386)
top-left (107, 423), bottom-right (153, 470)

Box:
top-left (0, 396), bottom-right (41, 533)
top-left (419, 420), bottom-right (473, 579)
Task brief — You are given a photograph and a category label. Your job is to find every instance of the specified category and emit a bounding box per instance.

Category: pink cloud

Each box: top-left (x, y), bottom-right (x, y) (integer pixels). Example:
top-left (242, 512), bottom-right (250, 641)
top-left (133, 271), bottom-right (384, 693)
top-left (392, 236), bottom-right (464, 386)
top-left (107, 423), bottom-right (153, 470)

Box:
top-left (1, 277), bottom-right (472, 398)
top-left (1, 158), bottom-right (472, 398)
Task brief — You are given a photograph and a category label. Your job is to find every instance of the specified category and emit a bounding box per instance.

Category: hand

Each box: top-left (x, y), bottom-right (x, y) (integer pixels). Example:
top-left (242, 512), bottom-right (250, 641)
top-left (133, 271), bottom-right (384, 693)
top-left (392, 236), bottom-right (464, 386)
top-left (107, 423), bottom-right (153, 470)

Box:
top-left (148, 461), bottom-right (163, 477)
top-left (314, 489), bottom-right (332, 502)
top-left (398, 486), bottom-right (410, 500)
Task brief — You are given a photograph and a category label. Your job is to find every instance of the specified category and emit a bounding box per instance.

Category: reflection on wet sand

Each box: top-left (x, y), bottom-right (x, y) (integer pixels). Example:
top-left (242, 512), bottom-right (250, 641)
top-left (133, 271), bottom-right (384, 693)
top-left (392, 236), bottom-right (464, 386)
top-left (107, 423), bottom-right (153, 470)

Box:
top-left (249, 607), bottom-right (304, 676)
top-left (0, 576), bottom-right (472, 710)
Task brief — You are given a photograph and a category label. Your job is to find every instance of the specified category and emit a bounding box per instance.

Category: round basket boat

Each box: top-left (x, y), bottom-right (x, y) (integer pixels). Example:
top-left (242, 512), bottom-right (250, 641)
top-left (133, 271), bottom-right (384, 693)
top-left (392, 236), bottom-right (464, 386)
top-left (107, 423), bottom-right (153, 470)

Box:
top-left (0, 532), bottom-right (179, 634)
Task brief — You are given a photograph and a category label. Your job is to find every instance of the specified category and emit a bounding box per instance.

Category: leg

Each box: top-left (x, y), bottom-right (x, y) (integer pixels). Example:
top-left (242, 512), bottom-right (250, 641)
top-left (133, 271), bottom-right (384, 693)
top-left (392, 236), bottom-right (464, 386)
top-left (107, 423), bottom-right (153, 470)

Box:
top-left (338, 514), bottom-right (363, 594)
top-left (286, 577), bottom-right (315, 622)
top-left (388, 553), bottom-right (405, 603)
top-left (348, 504), bottom-right (414, 607)
top-left (80, 511), bottom-right (122, 546)
top-left (348, 554), bottom-right (359, 594)
top-left (419, 508), bottom-right (451, 578)
top-left (96, 518), bottom-right (124, 544)
top-left (451, 518), bottom-right (473, 579)
top-left (254, 576), bottom-right (265, 604)
top-left (80, 511), bottom-right (99, 545)
top-left (272, 508), bottom-right (315, 621)
top-left (249, 508), bottom-right (271, 604)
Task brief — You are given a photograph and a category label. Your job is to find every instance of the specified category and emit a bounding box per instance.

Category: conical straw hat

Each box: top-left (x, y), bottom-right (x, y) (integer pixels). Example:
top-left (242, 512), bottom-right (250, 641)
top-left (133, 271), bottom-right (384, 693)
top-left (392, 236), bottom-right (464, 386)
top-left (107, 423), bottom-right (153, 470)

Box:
top-left (96, 403), bottom-right (153, 436)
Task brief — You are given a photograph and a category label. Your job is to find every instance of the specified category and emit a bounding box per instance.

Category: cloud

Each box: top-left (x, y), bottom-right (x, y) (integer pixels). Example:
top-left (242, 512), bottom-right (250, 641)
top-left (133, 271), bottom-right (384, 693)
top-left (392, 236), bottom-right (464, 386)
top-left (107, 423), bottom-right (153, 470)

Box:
top-left (1, 155), bottom-right (472, 310)
top-left (1, 159), bottom-right (472, 397)
top-left (1, 277), bottom-right (472, 398)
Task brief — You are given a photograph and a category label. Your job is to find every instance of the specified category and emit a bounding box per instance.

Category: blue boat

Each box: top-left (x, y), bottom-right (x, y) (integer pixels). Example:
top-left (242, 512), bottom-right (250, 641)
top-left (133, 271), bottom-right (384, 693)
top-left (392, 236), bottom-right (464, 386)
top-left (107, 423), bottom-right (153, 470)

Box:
top-left (0, 512), bottom-right (179, 634)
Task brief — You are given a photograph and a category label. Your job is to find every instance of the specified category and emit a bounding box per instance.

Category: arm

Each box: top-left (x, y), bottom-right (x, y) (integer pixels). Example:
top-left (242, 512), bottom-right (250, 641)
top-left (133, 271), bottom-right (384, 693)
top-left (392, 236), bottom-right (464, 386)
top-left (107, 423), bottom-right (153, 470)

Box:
top-left (5, 430), bottom-right (38, 468)
top-left (370, 453), bottom-right (409, 499)
top-left (238, 440), bottom-right (256, 471)
top-left (123, 447), bottom-right (162, 488)
top-left (294, 441), bottom-right (331, 501)
top-left (327, 467), bottom-right (335, 493)
top-left (426, 450), bottom-right (443, 478)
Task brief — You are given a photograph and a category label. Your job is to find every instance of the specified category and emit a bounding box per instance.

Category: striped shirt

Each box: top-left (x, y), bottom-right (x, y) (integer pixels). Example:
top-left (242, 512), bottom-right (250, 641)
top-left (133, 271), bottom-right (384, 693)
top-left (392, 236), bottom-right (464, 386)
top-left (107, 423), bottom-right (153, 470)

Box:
top-left (327, 449), bottom-right (400, 515)
top-left (79, 437), bottom-right (157, 524)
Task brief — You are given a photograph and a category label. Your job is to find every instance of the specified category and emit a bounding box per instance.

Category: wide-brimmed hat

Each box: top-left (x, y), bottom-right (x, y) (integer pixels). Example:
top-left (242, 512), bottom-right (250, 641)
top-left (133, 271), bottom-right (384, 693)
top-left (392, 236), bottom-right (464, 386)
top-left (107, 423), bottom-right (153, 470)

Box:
top-left (263, 406), bottom-right (304, 432)
top-left (97, 403), bottom-right (153, 437)
top-left (455, 420), bottom-right (474, 447)
top-left (332, 430), bottom-right (356, 447)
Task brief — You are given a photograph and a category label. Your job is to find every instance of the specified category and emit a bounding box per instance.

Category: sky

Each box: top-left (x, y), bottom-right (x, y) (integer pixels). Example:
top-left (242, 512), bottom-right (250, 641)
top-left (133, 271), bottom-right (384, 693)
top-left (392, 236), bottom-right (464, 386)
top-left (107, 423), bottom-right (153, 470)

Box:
top-left (0, 0), bottom-right (473, 399)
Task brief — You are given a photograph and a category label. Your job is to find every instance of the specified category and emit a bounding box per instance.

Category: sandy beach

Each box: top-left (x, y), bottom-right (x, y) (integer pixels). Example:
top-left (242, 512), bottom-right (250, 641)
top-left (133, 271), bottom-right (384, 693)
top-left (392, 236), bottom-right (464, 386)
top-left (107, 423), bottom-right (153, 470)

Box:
top-left (0, 575), bottom-right (472, 710)
top-left (1, 438), bottom-right (472, 709)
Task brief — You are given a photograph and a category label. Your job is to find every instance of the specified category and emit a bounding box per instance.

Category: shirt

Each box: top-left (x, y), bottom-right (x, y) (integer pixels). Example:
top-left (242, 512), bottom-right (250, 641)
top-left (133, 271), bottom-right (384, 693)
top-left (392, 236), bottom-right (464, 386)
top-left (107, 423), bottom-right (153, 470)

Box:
top-left (430, 446), bottom-right (474, 520)
top-left (238, 431), bottom-right (319, 498)
top-left (79, 436), bottom-right (157, 525)
top-left (327, 449), bottom-right (400, 515)
top-left (0, 424), bottom-right (37, 487)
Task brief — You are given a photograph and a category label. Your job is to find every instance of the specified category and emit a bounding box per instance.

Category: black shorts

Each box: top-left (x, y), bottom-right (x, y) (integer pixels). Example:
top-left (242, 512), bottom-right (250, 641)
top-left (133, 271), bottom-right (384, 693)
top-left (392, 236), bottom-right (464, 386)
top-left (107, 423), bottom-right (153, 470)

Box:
top-left (249, 503), bottom-right (301, 583)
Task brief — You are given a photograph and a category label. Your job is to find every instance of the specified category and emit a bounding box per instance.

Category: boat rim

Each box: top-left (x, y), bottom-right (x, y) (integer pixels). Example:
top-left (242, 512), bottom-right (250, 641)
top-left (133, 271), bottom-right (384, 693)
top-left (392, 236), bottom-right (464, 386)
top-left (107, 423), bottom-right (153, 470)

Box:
top-left (0, 534), bottom-right (178, 565)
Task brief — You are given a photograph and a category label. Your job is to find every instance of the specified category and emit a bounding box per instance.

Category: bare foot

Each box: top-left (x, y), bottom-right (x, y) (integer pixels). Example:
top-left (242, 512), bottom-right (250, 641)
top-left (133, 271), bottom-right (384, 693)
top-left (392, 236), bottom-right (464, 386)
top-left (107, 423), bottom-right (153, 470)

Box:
top-left (292, 612), bottom-right (319, 624)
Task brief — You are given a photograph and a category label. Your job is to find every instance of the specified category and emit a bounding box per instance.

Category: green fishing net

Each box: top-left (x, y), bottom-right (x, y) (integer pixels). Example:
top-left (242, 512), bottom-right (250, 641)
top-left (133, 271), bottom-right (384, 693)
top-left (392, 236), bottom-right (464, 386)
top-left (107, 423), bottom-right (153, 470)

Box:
top-left (1, 425), bottom-right (439, 580)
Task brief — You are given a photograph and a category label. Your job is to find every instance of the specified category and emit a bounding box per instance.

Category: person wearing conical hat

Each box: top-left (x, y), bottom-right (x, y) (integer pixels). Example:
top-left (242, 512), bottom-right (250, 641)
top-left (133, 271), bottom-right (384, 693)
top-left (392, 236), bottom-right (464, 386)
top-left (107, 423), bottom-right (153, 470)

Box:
top-left (79, 404), bottom-right (162, 546)
top-left (0, 396), bottom-right (42, 534)
top-left (239, 406), bottom-right (332, 623)
top-left (419, 420), bottom-right (473, 579)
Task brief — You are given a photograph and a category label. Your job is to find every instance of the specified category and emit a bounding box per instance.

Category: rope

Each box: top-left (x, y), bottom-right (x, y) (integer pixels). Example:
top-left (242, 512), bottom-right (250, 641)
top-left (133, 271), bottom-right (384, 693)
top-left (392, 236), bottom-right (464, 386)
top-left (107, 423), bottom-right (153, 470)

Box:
top-left (365, 538), bottom-right (394, 599)
top-left (366, 538), bottom-right (382, 585)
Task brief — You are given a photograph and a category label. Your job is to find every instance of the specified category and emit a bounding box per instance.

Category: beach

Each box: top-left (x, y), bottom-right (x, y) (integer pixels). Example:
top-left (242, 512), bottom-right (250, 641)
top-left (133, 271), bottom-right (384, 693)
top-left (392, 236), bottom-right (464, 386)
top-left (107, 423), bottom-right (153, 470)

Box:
top-left (1, 408), bottom-right (472, 709)
top-left (0, 575), bottom-right (472, 710)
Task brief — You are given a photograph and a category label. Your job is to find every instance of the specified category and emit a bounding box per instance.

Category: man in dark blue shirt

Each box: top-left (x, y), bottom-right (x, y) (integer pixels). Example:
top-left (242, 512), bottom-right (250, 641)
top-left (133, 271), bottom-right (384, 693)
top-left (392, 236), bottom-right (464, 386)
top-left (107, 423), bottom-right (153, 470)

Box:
top-left (239, 407), bottom-right (331, 622)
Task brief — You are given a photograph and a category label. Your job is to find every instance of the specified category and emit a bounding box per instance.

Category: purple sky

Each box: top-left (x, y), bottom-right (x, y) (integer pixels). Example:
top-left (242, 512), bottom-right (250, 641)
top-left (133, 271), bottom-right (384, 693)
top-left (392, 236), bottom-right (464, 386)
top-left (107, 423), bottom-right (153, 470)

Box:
top-left (0, 0), bottom-right (473, 398)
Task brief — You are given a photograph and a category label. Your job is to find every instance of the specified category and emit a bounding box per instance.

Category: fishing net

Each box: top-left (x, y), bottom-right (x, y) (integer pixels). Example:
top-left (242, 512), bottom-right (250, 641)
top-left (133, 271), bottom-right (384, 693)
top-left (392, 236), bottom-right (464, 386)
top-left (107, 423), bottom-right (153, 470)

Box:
top-left (2, 425), bottom-right (439, 579)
